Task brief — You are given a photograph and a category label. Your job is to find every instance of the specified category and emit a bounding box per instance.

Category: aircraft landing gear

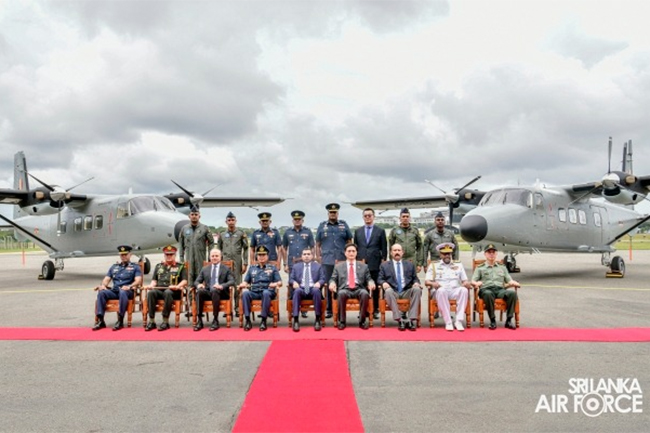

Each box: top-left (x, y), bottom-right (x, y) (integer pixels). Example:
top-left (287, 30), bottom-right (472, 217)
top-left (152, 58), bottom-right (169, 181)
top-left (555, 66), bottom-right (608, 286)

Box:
top-left (504, 254), bottom-right (520, 273)
top-left (40, 260), bottom-right (55, 280)
top-left (137, 256), bottom-right (151, 274)
top-left (602, 252), bottom-right (625, 278)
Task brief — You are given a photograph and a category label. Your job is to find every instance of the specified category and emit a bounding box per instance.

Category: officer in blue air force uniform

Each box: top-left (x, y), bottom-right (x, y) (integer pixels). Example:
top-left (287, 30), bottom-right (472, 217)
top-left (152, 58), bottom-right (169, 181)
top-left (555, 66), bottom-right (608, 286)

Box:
top-left (93, 245), bottom-right (143, 331)
top-left (316, 203), bottom-right (352, 318)
top-left (239, 246), bottom-right (282, 332)
top-left (249, 212), bottom-right (283, 265)
top-left (282, 210), bottom-right (315, 275)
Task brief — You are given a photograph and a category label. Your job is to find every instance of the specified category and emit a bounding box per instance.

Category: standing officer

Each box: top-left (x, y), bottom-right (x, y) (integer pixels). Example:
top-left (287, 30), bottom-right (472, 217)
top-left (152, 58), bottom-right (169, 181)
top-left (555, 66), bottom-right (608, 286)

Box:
top-left (249, 212), bottom-right (283, 266)
top-left (388, 208), bottom-right (423, 272)
top-left (354, 207), bottom-right (387, 320)
top-left (217, 211), bottom-right (248, 317)
top-left (93, 245), bottom-right (143, 331)
top-left (471, 244), bottom-right (520, 330)
top-left (423, 211), bottom-right (459, 263)
top-left (238, 246), bottom-right (282, 332)
top-left (179, 204), bottom-right (214, 314)
top-left (424, 243), bottom-right (471, 331)
top-left (316, 203), bottom-right (352, 319)
top-left (144, 245), bottom-right (188, 331)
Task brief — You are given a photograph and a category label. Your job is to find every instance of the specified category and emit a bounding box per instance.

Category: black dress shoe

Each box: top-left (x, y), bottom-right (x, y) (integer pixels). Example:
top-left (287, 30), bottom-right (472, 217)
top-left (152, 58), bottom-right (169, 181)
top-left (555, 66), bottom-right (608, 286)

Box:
top-left (408, 320), bottom-right (417, 331)
top-left (292, 321), bottom-right (300, 332)
top-left (92, 321), bottom-right (106, 331)
top-left (301, 312), bottom-right (308, 318)
top-left (337, 322), bottom-right (346, 330)
top-left (259, 320), bottom-right (267, 332)
top-left (209, 321), bottom-right (220, 331)
top-left (112, 321), bottom-right (124, 331)
top-left (488, 320), bottom-right (497, 330)
top-left (398, 320), bottom-right (406, 331)
top-left (325, 311), bottom-right (333, 319)
top-left (158, 322), bottom-right (170, 331)
top-left (194, 321), bottom-right (204, 331)
top-left (244, 320), bottom-right (252, 331)
top-left (373, 312), bottom-right (379, 320)
top-left (505, 319), bottom-right (516, 330)
top-left (314, 320), bottom-right (322, 331)
top-left (359, 320), bottom-right (369, 330)
top-left (145, 322), bottom-right (156, 332)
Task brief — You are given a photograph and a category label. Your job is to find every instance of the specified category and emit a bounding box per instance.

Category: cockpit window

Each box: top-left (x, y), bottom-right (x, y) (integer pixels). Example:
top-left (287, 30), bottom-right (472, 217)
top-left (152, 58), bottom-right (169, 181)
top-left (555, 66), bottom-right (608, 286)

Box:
top-left (116, 196), bottom-right (176, 218)
top-left (479, 189), bottom-right (531, 207)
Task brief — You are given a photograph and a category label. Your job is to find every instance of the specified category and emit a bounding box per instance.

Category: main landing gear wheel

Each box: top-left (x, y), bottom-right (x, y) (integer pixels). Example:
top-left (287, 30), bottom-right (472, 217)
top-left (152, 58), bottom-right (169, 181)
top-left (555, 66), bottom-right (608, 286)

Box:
top-left (143, 257), bottom-right (151, 274)
top-left (504, 254), bottom-right (520, 273)
top-left (607, 256), bottom-right (625, 278)
top-left (41, 260), bottom-right (56, 280)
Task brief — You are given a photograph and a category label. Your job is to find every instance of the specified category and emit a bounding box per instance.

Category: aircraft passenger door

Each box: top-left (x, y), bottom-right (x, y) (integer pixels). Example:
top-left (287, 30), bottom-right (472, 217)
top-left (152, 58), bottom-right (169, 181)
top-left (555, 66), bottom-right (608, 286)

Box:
top-left (532, 193), bottom-right (549, 230)
top-left (593, 206), bottom-right (607, 245)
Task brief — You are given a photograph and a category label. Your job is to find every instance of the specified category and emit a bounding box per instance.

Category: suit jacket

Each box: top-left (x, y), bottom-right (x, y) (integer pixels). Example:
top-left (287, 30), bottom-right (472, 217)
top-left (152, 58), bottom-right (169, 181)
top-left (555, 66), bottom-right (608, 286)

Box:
top-left (330, 260), bottom-right (373, 291)
top-left (193, 262), bottom-right (235, 291)
top-left (377, 260), bottom-right (420, 291)
top-left (354, 225), bottom-right (387, 271)
top-left (289, 261), bottom-right (326, 288)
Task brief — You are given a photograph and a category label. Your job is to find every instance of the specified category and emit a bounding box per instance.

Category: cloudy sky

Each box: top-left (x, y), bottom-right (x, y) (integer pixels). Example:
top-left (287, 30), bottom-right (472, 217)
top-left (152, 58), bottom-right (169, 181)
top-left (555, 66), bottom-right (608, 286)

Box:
top-left (2, 0), bottom-right (650, 228)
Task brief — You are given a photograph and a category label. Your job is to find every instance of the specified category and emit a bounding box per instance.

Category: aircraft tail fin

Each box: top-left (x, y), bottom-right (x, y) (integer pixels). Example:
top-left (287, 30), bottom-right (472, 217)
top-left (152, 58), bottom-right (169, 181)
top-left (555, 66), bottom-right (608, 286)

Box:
top-left (13, 151), bottom-right (29, 219)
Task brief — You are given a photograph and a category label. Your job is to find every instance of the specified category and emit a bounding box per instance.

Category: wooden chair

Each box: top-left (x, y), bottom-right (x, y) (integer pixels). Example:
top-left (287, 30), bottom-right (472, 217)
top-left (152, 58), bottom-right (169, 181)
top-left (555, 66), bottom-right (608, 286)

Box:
top-left (427, 287), bottom-right (471, 328)
top-left (473, 286), bottom-right (520, 328)
top-left (141, 286), bottom-right (186, 328)
top-left (239, 260), bottom-right (281, 328)
top-left (190, 260), bottom-right (235, 328)
top-left (379, 287), bottom-right (421, 328)
top-left (332, 292), bottom-right (374, 328)
top-left (94, 262), bottom-right (144, 328)
top-left (286, 287), bottom-right (326, 328)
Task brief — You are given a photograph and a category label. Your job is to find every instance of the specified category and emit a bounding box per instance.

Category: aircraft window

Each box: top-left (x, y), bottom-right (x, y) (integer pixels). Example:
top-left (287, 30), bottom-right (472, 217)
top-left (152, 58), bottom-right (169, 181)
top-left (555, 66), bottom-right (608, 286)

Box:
top-left (83, 215), bottom-right (93, 231)
top-left (128, 196), bottom-right (176, 215)
top-left (116, 200), bottom-right (129, 219)
top-left (558, 208), bottom-right (566, 222)
top-left (578, 210), bottom-right (587, 225)
top-left (94, 215), bottom-right (103, 230)
top-left (503, 190), bottom-right (532, 206)
top-left (594, 212), bottom-right (602, 227)
top-left (479, 193), bottom-right (492, 206)
top-left (74, 217), bottom-right (82, 232)
top-left (59, 221), bottom-right (67, 234)
top-left (154, 196), bottom-right (176, 211)
top-left (568, 208), bottom-right (577, 224)
top-left (534, 193), bottom-right (544, 210)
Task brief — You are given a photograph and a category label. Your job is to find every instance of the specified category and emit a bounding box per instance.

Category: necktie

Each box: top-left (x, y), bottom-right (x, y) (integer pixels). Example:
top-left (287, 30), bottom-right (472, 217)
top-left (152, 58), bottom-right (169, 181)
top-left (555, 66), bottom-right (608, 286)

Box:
top-left (396, 261), bottom-right (403, 293)
top-left (348, 262), bottom-right (355, 289)
top-left (365, 226), bottom-right (371, 244)
top-left (211, 264), bottom-right (217, 288)
top-left (304, 264), bottom-right (312, 294)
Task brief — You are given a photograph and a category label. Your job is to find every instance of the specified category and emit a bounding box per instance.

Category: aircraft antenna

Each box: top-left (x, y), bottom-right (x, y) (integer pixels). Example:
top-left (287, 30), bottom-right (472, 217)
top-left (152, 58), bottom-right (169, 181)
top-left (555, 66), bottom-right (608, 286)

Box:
top-left (622, 142), bottom-right (627, 173)
top-left (628, 139), bottom-right (633, 174)
top-left (607, 136), bottom-right (612, 173)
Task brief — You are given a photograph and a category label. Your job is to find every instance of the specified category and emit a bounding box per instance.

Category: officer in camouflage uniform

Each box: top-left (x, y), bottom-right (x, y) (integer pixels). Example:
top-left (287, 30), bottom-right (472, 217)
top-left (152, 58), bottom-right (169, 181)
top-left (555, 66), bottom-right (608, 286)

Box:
top-left (217, 211), bottom-right (248, 316)
top-left (471, 244), bottom-right (520, 330)
top-left (423, 211), bottom-right (459, 263)
top-left (145, 245), bottom-right (188, 331)
top-left (316, 203), bottom-right (353, 319)
top-left (388, 208), bottom-right (424, 272)
top-left (179, 204), bottom-right (214, 287)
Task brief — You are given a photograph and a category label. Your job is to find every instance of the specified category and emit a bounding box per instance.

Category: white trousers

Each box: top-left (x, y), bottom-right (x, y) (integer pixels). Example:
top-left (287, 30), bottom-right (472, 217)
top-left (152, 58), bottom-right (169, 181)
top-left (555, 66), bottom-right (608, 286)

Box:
top-left (431, 286), bottom-right (468, 325)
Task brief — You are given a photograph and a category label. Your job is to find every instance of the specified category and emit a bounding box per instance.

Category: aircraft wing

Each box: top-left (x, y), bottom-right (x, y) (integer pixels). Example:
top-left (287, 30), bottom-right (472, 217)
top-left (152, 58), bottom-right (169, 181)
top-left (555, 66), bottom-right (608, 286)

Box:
top-left (351, 195), bottom-right (451, 211)
top-left (0, 189), bottom-right (30, 205)
top-left (164, 193), bottom-right (284, 209)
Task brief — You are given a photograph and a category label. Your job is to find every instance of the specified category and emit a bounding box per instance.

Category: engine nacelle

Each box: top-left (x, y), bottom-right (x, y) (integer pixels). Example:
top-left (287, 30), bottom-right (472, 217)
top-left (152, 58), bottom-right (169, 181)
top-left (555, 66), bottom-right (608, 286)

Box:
top-left (602, 188), bottom-right (645, 205)
top-left (22, 203), bottom-right (59, 216)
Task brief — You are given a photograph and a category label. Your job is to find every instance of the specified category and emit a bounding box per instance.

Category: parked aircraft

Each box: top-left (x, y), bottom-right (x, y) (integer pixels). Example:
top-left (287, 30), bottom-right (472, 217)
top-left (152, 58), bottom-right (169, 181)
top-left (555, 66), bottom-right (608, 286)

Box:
top-left (0, 152), bottom-right (284, 280)
top-left (352, 138), bottom-right (650, 277)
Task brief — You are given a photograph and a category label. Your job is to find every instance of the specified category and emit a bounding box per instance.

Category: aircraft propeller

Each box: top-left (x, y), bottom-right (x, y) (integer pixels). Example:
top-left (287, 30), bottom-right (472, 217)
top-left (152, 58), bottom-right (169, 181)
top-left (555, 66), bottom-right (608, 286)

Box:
top-left (170, 180), bottom-right (220, 206)
top-left (426, 175), bottom-right (482, 224)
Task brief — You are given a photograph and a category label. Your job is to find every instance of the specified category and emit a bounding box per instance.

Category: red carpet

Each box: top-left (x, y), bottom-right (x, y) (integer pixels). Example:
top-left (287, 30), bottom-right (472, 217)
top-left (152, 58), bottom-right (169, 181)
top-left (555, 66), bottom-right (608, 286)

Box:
top-left (1, 327), bottom-right (650, 342)
top-left (232, 340), bottom-right (363, 433)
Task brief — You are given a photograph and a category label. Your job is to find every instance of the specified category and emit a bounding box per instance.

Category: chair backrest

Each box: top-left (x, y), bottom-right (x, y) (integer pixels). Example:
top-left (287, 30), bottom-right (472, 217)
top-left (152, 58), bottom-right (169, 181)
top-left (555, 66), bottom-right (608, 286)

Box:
top-left (222, 260), bottom-right (234, 270)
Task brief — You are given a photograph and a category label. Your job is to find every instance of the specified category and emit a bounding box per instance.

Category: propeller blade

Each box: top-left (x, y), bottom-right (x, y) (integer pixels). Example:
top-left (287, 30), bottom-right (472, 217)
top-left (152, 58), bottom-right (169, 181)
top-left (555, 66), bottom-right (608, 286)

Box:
top-left (424, 180), bottom-right (446, 194)
top-left (456, 175), bottom-right (482, 193)
top-left (67, 176), bottom-right (95, 192)
top-left (171, 180), bottom-right (195, 197)
top-left (569, 185), bottom-right (600, 206)
top-left (448, 203), bottom-right (454, 228)
top-left (201, 184), bottom-right (221, 197)
top-left (56, 208), bottom-right (62, 236)
top-left (25, 172), bottom-right (55, 191)
top-left (608, 136), bottom-right (612, 174)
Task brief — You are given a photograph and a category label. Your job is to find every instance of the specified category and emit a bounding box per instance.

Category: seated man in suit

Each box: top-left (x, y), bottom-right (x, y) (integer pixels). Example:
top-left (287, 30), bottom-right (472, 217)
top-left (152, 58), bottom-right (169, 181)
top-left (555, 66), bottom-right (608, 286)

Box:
top-left (193, 248), bottom-right (235, 331)
top-left (145, 245), bottom-right (188, 331)
top-left (238, 246), bottom-right (282, 332)
top-left (425, 243), bottom-right (471, 331)
top-left (471, 244), bottom-right (520, 330)
top-left (288, 248), bottom-right (325, 332)
top-left (328, 243), bottom-right (376, 330)
top-left (378, 243), bottom-right (422, 331)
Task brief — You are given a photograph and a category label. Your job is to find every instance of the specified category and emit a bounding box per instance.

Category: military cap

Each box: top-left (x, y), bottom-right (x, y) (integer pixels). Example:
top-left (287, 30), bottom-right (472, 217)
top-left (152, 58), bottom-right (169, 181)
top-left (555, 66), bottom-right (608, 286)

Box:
top-left (436, 242), bottom-right (455, 253)
top-left (435, 211), bottom-right (445, 219)
top-left (162, 245), bottom-right (178, 254)
top-left (400, 207), bottom-right (410, 215)
top-left (291, 210), bottom-right (305, 219)
top-left (485, 244), bottom-right (498, 252)
top-left (256, 245), bottom-right (269, 255)
top-left (326, 203), bottom-right (340, 211)
top-left (117, 245), bottom-right (132, 254)
top-left (258, 212), bottom-right (272, 221)
top-left (189, 204), bottom-right (200, 213)
top-left (226, 211), bottom-right (236, 219)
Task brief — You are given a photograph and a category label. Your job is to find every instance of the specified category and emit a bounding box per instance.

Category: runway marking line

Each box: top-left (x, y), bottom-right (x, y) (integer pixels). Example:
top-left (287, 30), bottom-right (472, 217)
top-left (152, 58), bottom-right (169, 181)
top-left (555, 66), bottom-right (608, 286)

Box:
top-left (0, 288), bottom-right (93, 294)
top-left (525, 284), bottom-right (650, 292)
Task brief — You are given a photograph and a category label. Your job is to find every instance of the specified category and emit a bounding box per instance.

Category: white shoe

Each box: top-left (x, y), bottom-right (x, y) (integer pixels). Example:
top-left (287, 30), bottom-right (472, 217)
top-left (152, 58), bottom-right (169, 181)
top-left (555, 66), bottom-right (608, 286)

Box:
top-left (455, 321), bottom-right (465, 332)
top-left (445, 322), bottom-right (454, 331)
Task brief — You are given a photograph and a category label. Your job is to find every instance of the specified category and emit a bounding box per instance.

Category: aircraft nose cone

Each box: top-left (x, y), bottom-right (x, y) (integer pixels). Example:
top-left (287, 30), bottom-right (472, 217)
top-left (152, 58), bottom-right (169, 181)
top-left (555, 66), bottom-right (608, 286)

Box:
top-left (460, 215), bottom-right (488, 243)
top-left (174, 220), bottom-right (186, 241)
